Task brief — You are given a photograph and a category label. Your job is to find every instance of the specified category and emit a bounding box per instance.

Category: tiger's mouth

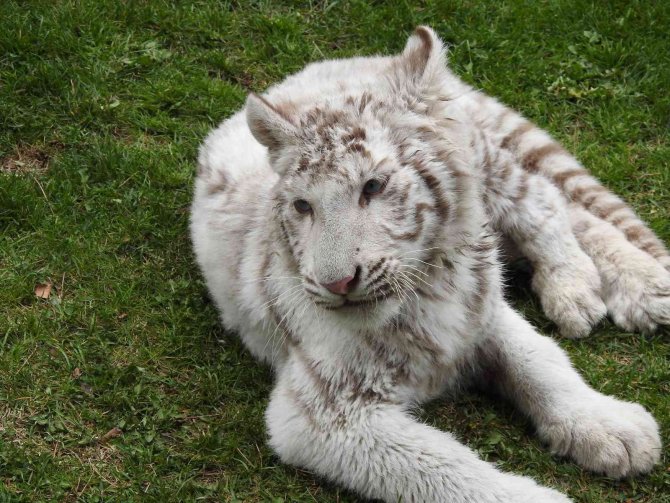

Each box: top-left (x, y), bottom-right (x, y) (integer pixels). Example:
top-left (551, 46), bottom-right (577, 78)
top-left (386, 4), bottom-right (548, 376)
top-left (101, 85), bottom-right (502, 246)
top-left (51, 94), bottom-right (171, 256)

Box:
top-left (314, 285), bottom-right (395, 311)
top-left (325, 297), bottom-right (386, 310)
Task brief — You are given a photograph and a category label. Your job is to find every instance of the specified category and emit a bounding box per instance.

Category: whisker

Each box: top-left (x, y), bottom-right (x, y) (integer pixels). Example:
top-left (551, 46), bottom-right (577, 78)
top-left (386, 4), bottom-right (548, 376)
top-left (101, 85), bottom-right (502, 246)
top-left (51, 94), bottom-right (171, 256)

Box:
top-left (263, 285), bottom-right (306, 359)
top-left (267, 287), bottom-right (306, 358)
top-left (398, 247), bottom-right (441, 257)
top-left (401, 257), bottom-right (443, 269)
top-left (260, 283), bottom-right (303, 310)
top-left (387, 276), bottom-right (409, 303)
top-left (400, 270), bottom-right (433, 289)
top-left (396, 273), bottom-right (421, 304)
top-left (273, 300), bottom-right (310, 364)
top-left (399, 263), bottom-right (430, 277)
top-left (386, 277), bottom-right (402, 304)
top-left (307, 295), bottom-right (324, 335)
top-left (261, 284), bottom-right (301, 309)
top-left (397, 279), bottom-right (415, 306)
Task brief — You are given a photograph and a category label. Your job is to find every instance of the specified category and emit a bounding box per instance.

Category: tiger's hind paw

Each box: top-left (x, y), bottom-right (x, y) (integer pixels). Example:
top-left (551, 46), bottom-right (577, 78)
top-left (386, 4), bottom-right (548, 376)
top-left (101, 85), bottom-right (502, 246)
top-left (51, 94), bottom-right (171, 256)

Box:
top-left (604, 259), bottom-right (670, 333)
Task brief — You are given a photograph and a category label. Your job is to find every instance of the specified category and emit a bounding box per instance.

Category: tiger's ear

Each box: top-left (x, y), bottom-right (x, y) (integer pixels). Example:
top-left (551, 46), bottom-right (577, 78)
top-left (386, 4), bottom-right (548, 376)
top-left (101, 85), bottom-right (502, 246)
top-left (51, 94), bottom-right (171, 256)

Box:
top-left (246, 93), bottom-right (298, 151)
top-left (395, 26), bottom-right (448, 94)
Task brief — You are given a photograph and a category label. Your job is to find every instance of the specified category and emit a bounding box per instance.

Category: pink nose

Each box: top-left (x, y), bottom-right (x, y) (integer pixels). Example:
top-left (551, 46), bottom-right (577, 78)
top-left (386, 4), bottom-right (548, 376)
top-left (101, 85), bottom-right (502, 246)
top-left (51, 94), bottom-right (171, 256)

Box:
top-left (322, 275), bottom-right (355, 295)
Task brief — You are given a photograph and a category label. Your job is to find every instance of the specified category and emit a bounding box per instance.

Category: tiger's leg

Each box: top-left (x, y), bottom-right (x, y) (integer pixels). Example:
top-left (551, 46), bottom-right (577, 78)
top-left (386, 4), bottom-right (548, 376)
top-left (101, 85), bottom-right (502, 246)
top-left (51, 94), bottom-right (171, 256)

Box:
top-left (478, 303), bottom-right (661, 477)
top-left (486, 110), bottom-right (670, 332)
top-left (468, 92), bottom-right (670, 271)
top-left (266, 349), bottom-right (571, 503)
top-left (569, 205), bottom-right (670, 332)
top-left (483, 142), bottom-right (606, 337)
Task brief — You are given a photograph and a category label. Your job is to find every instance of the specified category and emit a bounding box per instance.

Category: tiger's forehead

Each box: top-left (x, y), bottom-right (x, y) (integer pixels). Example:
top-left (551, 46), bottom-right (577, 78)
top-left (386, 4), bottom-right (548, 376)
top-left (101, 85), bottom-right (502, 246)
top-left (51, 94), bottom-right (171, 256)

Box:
top-left (285, 102), bottom-right (398, 187)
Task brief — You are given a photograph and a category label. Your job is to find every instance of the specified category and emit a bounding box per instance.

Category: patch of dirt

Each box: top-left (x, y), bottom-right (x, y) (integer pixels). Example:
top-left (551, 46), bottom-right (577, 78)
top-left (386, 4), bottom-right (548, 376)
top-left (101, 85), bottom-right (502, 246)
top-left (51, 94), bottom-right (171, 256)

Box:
top-left (0, 404), bottom-right (34, 442)
top-left (0, 142), bottom-right (63, 175)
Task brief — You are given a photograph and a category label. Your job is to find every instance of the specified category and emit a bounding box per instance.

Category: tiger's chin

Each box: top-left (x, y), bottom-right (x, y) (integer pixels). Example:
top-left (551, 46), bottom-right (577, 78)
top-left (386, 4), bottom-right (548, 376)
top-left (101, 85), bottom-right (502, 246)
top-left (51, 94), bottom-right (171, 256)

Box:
top-left (317, 294), bottom-right (402, 330)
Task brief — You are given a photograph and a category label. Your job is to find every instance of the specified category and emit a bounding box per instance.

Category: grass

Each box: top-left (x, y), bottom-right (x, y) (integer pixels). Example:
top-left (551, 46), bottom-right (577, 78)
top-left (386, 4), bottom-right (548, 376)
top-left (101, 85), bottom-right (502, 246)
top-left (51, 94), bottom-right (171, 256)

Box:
top-left (0, 1), bottom-right (668, 501)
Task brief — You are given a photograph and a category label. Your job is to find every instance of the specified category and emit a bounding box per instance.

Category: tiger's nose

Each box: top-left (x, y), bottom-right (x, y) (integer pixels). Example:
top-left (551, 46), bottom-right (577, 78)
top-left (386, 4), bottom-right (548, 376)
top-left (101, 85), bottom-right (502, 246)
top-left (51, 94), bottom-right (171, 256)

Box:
top-left (322, 275), bottom-right (356, 295)
top-left (322, 265), bottom-right (362, 295)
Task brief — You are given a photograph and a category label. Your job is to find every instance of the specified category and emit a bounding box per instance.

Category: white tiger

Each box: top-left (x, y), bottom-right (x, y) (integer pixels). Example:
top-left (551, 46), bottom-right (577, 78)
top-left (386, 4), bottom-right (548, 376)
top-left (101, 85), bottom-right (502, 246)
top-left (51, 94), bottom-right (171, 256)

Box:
top-left (190, 27), bottom-right (666, 502)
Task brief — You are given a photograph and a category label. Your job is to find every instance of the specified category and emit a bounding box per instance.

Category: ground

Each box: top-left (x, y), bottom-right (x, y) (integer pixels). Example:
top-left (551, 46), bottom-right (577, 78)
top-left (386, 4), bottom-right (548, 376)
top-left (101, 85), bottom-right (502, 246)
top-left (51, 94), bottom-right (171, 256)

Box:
top-left (0, 1), bottom-right (668, 501)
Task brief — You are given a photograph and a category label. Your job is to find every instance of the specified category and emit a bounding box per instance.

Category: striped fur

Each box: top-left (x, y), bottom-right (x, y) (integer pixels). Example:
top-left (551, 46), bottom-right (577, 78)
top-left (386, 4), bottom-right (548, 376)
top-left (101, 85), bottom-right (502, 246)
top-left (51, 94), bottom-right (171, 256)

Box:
top-left (460, 93), bottom-right (670, 335)
top-left (190, 27), bottom-right (661, 502)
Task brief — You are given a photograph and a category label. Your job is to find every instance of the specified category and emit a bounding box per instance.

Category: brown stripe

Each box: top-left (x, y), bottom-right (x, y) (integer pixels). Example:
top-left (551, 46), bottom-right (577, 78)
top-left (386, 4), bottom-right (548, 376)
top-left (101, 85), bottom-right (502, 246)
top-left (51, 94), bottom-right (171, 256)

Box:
top-left (367, 258), bottom-right (385, 278)
top-left (498, 158), bottom-right (513, 181)
top-left (623, 224), bottom-right (645, 242)
top-left (404, 323), bottom-right (443, 363)
top-left (358, 92), bottom-right (372, 115)
top-left (416, 125), bottom-right (435, 138)
top-left (207, 180), bottom-right (227, 195)
top-left (500, 122), bottom-right (534, 150)
top-left (580, 189), bottom-right (606, 207)
top-left (366, 270), bottom-right (388, 292)
top-left (197, 160), bottom-right (210, 177)
top-left (522, 144), bottom-right (566, 173)
top-left (285, 386), bottom-right (321, 431)
top-left (348, 142), bottom-right (370, 156)
top-left (590, 201), bottom-right (627, 218)
top-left (279, 219), bottom-right (298, 259)
top-left (551, 168), bottom-right (587, 189)
top-left (342, 127), bottom-right (366, 143)
top-left (468, 236), bottom-right (497, 256)
top-left (293, 347), bottom-right (339, 408)
top-left (387, 202), bottom-right (434, 240)
top-left (609, 213), bottom-right (633, 227)
top-left (511, 173), bottom-right (529, 203)
top-left (480, 130), bottom-right (493, 170)
top-left (570, 217), bottom-right (591, 236)
top-left (396, 183), bottom-right (411, 206)
top-left (411, 160), bottom-right (450, 223)
top-left (639, 241), bottom-right (668, 258)
top-left (569, 183), bottom-right (608, 202)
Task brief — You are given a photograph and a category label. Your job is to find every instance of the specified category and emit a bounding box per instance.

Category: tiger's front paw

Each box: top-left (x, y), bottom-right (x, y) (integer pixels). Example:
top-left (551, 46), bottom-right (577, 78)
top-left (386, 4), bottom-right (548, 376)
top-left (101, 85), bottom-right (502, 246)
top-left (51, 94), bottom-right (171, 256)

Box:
top-left (533, 258), bottom-right (607, 338)
top-left (540, 395), bottom-right (661, 478)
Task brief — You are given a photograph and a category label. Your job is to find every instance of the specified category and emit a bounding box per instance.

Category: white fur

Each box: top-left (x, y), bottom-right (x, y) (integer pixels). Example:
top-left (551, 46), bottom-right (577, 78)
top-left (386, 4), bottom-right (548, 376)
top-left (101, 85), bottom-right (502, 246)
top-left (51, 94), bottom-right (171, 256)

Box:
top-left (190, 27), bottom-right (663, 502)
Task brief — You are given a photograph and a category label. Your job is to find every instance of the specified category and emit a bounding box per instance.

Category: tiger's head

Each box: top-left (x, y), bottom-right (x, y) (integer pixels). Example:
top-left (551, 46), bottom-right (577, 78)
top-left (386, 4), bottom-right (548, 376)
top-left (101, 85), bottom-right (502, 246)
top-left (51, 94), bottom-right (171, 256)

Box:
top-left (246, 27), bottom-right (484, 322)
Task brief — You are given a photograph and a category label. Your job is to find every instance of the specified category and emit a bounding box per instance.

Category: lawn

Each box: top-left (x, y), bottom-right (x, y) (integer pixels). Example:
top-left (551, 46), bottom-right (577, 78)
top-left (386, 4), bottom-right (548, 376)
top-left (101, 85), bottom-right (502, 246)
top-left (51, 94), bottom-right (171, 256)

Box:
top-left (1, 1), bottom-right (668, 501)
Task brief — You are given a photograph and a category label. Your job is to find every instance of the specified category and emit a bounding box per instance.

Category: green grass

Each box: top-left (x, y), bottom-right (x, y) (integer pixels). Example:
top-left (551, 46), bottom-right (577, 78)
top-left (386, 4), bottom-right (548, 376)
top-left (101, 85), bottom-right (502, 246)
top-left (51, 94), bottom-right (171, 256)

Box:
top-left (1, 1), bottom-right (668, 501)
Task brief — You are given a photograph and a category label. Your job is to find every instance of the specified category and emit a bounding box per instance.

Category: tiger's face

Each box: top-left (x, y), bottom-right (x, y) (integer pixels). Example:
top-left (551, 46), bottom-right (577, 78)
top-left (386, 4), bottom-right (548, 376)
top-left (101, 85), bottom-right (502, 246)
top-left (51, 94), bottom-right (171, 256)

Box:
top-left (249, 94), bottom-right (458, 318)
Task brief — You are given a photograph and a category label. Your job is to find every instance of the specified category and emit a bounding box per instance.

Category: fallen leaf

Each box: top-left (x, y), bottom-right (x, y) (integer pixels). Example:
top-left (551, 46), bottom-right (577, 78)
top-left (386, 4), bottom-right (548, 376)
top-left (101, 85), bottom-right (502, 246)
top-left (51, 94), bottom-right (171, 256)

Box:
top-left (72, 367), bottom-right (82, 379)
top-left (34, 282), bottom-right (52, 299)
top-left (99, 427), bottom-right (123, 444)
top-left (117, 312), bottom-right (128, 320)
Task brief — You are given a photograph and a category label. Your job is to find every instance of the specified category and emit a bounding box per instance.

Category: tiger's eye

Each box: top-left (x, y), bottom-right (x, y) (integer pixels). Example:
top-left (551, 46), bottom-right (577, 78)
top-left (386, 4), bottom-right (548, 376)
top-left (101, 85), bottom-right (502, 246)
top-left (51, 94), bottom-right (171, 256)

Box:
top-left (293, 199), bottom-right (312, 214)
top-left (363, 179), bottom-right (384, 196)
